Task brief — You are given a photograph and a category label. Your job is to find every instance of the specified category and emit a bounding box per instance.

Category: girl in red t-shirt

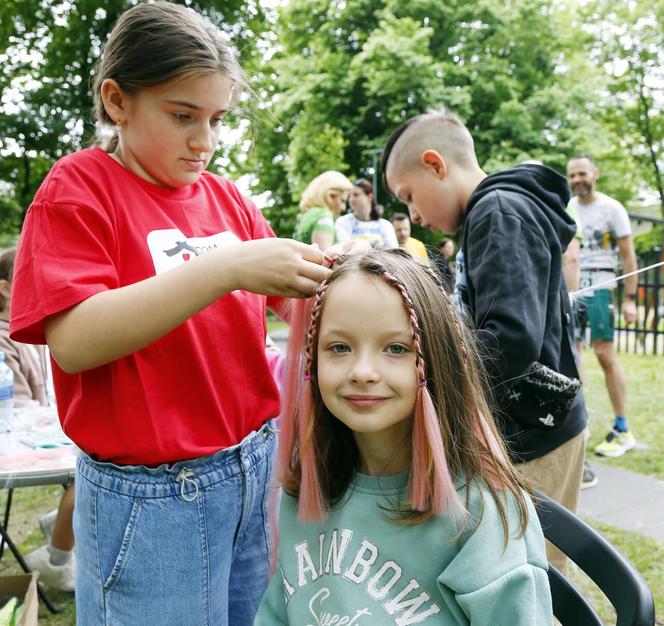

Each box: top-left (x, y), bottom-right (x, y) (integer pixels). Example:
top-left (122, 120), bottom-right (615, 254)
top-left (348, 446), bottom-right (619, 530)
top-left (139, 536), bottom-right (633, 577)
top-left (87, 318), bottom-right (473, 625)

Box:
top-left (9, 3), bottom-right (362, 624)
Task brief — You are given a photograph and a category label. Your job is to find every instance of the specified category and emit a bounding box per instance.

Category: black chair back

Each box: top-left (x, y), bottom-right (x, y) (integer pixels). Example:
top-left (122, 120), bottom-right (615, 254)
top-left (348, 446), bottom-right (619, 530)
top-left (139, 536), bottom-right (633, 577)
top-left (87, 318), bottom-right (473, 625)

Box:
top-left (534, 491), bottom-right (655, 626)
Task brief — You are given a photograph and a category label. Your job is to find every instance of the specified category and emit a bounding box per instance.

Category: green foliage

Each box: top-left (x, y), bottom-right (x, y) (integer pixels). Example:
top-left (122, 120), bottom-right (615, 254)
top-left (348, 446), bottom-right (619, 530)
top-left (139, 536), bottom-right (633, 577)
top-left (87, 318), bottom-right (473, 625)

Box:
top-left (0, 0), bottom-right (271, 234)
top-left (241, 0), bottom-right (661, 237)
top-left (557, 0), bottom-right (664, 216)
top-left (0, 0), bottom-right (662, 241)
top-left (633, 225), bottom-right (664, 256)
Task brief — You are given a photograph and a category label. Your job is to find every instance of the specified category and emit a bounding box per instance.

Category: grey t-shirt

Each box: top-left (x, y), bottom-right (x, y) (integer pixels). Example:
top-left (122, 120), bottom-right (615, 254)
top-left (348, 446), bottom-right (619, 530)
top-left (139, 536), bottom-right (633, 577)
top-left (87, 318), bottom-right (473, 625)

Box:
top-left (568, 192), bottom-right (631, 291)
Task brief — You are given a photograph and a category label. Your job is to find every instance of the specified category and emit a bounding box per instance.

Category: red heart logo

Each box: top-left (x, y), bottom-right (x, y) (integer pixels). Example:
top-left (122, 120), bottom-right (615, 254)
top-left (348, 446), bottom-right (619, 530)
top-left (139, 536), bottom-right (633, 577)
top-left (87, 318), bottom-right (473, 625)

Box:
top-left (183, 253), bottom-right (190, 261)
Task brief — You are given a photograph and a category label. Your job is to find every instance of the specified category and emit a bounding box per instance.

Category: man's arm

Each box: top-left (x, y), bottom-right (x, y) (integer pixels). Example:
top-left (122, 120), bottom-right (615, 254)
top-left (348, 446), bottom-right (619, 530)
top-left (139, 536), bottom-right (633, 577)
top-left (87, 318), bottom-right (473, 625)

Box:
top-left (617, 235), bottom-right (638, 324)
top-left (562, 238), bottom-right (580, 292)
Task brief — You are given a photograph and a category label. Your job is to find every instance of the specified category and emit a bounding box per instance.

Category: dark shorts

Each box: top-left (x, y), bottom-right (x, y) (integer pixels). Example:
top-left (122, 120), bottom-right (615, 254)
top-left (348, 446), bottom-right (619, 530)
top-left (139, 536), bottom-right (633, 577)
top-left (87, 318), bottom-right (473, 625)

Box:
top-left (573, 289), bottom-right (615, 343)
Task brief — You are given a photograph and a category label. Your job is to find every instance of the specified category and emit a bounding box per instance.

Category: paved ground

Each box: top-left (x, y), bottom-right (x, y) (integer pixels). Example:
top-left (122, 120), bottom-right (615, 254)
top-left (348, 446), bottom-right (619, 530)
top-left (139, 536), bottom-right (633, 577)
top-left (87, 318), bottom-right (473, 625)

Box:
top-left (579, 460), bottom-right (664, 543)
top-left (268, 327), bottom-right (664, 544)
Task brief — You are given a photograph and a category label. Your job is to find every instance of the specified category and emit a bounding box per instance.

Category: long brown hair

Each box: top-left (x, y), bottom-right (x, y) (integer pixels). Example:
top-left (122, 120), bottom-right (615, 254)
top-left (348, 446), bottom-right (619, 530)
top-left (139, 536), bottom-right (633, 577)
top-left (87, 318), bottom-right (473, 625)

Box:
top-left (92, 1), bottom-right (247, 151)
top-left (279, 249), bottom-right (530, 542)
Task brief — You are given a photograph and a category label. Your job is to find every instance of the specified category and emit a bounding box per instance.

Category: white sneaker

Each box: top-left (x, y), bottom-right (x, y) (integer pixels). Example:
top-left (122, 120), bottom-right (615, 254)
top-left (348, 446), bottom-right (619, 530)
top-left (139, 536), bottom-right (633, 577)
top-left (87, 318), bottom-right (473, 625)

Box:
top-left (23, 545), bottom-right (75, 592)
top-left (39, 509), bottom-right (58, 544)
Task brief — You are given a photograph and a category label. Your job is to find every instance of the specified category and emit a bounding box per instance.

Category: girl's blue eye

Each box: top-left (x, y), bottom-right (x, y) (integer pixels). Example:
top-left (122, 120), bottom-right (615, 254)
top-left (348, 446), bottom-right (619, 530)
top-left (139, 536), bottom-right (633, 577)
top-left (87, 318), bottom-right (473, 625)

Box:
top-left (387, 344), bottom-right (408, 355)
top-left (211, 117), bottom-right (224, 126)
top-left (330, 344), bottom-right (350, 354)
top-left (173, 113), bottom-right (191, 121)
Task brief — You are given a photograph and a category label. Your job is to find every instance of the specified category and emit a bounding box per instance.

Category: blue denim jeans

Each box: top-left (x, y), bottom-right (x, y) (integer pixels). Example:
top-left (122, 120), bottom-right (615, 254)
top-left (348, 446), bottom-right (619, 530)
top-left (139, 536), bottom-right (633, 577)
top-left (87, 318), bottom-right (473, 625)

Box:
top-left (74, 420), bottom-right (276, 626)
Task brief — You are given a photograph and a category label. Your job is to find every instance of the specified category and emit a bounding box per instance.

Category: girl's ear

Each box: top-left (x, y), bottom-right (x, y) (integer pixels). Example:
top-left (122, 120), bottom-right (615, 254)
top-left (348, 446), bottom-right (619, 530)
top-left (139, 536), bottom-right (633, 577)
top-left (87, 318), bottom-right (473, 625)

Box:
top-left (100, 78), bottom-right (128, 125)
top-left (0, 279), bottom-right (11, 300)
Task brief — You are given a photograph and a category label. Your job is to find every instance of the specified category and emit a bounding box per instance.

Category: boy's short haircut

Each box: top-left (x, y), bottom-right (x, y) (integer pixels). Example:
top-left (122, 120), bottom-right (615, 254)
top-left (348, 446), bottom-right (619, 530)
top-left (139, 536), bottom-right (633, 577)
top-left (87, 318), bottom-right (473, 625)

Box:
top-left (381, 107), bottom-right (477, 194)
top-left (390, 212), bottom-right (409, 223)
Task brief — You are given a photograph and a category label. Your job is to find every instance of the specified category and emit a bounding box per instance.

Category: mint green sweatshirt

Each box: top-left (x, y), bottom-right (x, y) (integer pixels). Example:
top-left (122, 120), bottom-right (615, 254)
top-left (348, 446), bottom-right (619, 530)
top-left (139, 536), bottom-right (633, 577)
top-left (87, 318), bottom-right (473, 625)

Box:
top-left (255, 473), bottom-right (552, 625)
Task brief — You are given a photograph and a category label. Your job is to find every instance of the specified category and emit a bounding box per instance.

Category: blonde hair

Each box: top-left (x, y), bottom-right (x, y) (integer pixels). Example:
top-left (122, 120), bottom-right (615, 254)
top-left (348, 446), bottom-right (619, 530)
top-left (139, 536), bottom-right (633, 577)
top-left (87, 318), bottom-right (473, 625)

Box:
top-left (299, 171), bottom-right (353, 212)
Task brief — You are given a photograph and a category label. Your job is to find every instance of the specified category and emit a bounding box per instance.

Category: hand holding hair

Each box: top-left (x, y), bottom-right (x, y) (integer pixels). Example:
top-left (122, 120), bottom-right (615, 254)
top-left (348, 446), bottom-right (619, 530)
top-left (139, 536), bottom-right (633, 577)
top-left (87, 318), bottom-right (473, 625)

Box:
top-left (230, 238), bottom-right (332, 298)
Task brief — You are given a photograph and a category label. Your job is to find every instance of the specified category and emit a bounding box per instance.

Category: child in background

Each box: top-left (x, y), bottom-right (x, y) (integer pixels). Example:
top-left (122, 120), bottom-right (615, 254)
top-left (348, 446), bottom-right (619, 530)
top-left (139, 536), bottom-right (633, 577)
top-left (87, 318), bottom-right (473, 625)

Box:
top-left (0, 247), bottom-right (75, 592)
top-left (255, 249), bottom-right (552, 625)
top-left (335, 178), bottom-right (398, 249)
top-left (9, 2), bottom-right (335, 624)
top-left (0, 249), bottom-right (48, 407)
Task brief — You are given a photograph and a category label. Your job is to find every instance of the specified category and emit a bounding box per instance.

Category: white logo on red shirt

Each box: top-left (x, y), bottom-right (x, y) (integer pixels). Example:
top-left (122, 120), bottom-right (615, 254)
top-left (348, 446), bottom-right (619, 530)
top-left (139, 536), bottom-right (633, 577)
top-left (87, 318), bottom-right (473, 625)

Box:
top-left (147, 229), bottom-right (240, 274)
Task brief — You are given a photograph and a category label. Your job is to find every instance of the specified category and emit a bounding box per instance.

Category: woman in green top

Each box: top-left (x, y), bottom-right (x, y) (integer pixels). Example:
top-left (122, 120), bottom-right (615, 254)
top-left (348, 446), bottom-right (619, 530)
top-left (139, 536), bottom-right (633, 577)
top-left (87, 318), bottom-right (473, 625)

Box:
top-left (293, 171), bottom-right (353, 250)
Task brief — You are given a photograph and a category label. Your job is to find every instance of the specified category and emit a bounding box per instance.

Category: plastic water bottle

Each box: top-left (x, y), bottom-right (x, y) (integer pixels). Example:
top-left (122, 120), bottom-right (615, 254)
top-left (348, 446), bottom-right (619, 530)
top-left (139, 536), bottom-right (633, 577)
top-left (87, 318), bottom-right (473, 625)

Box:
top-left (0, 350), bottom-right (15, 453)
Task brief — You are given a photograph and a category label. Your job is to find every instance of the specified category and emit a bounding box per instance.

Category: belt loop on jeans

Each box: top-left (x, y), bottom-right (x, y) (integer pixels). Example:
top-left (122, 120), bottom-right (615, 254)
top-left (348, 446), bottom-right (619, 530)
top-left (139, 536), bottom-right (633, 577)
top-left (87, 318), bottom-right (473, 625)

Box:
top-left (176, 468), bottom-right (199, 502)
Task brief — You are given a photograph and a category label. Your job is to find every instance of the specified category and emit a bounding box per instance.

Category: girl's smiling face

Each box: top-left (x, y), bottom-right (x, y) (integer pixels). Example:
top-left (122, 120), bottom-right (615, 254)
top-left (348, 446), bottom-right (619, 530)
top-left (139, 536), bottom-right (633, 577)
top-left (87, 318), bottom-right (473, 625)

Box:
top-left (316, 272), bottom-right (418, 474)
top-left (107, 71), bottom-right (234, 188)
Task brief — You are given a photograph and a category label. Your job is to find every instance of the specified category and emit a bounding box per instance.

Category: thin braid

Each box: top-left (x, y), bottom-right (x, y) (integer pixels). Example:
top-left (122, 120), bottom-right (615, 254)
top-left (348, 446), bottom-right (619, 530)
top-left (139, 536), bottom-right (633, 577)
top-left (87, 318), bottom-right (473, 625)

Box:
top-left (378, 269), bottom-right (465, 519)
top-left (304, 279), bottom-right (331, 379)
top-left (381, 271), bottom-right (428, 385)
top-left (421, 262), bottom-right (447, 292)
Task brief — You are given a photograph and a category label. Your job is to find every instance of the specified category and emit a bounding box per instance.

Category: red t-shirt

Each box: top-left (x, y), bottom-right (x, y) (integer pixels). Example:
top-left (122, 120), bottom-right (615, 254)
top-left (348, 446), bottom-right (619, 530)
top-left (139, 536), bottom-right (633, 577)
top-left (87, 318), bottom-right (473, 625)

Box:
top-left (10, 147), bottom-right (281, 465)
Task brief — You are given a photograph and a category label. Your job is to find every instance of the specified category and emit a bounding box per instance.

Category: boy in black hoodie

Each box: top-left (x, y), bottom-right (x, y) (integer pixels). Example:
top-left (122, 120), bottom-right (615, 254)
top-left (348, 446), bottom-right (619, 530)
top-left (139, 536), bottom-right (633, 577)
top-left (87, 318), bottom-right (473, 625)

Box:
top-left (382, 108), bottom-right (588, 572)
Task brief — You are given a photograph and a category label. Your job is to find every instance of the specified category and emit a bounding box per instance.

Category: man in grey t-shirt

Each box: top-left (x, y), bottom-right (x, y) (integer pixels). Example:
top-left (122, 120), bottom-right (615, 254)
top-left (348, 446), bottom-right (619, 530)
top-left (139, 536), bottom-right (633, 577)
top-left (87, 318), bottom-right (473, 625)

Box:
top-left (567, 155), bottom-right (638, 458)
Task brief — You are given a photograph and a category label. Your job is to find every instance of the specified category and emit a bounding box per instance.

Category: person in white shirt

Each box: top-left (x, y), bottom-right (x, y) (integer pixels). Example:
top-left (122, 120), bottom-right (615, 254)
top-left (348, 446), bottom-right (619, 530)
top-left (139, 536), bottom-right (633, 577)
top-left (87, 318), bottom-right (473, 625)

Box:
top-left (566, 155), bottom-right (638, 458)
top-left (335, 178), bottom-right (398, 249)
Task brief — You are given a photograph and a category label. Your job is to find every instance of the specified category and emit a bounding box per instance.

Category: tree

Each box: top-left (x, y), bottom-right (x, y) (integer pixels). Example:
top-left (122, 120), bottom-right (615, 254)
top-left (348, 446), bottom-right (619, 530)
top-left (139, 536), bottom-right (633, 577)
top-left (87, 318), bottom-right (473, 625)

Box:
top-left (241, 0), bottom-right (619, 238)
top-left (593, 0), bottom-right (664, 217)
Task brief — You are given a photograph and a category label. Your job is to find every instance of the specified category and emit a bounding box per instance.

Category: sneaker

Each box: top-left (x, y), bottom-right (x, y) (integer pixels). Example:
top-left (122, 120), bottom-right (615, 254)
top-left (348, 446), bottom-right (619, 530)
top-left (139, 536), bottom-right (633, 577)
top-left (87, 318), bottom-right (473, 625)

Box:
top-left (23, 545), bottom-right (75, 592)
top-left (581, 462), bottom-right (598, 489)
top-left (595, 428), bottom-right (636, 458)
top-left (39, 509), bottom-right (58, 544)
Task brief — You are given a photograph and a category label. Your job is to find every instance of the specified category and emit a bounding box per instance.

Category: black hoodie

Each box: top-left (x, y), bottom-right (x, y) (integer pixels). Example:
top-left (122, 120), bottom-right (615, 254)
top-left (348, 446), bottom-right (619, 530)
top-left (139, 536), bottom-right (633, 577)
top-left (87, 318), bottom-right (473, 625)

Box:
top-left (457, 164), bottom-right (588, 463)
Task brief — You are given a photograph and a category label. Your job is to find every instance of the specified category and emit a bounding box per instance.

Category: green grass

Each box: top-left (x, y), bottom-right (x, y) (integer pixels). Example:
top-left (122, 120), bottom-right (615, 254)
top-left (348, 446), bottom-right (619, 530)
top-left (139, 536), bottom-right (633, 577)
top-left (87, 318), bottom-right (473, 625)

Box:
top-left (569, 519), bottom-right (664, 624)
top-left (1, 350), bottom-right (661, 624)
top-left (0, 486), bottom-right (76, 623)
top-left (581, 347), bottom-right (664, 479)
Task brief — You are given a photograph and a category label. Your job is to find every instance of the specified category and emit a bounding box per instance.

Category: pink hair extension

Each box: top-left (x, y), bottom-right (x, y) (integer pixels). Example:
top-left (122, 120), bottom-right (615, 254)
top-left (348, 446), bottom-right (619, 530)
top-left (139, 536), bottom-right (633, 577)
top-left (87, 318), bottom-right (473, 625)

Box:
top-left (475, 413), bottom-right (507, 463)
top-left (294, 280), bottom-right (333, 522)
top-left (295, 380), bottom-right (326, 522)
top-left (470, 412), bottom-right (511, 491)
top-left (276, 298), bottom-right (308, 480)
top-left (411, 384), bottom-right (466, 520)
top-left (276, 280), bottom-right (333, 523)
top-left (382, 271), bottom-right (466, 520)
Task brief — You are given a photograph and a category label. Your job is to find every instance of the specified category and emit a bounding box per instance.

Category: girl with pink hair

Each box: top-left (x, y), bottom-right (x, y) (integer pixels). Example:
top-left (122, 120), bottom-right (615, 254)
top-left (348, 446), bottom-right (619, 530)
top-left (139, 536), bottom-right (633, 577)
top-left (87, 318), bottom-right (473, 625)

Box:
top-left (255, 249), bottom-right (553, 625)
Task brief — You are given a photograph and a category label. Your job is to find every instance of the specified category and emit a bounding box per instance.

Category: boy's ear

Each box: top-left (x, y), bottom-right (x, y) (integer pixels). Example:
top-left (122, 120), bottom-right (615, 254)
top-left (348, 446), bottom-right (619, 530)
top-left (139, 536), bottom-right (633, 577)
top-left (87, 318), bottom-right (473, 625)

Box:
top-left (100, 78), bottom-right (128, 125)
top-left (421, 150), bottom-right (447, 179)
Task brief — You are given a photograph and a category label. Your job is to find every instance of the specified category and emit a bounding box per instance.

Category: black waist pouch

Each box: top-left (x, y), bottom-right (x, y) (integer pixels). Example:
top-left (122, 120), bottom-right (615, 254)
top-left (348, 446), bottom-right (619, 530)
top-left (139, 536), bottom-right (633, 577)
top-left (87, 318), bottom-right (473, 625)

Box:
top-left (506, 362), bottom-right (581, 430)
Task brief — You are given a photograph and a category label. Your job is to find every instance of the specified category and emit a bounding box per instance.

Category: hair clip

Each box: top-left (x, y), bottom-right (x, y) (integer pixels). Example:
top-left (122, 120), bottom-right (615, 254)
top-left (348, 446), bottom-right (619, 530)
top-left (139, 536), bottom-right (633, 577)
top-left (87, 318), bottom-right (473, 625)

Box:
top-left (304, 373), bottom-right (312, 381)
top-left (418, 379), bottom-right (428, 388)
